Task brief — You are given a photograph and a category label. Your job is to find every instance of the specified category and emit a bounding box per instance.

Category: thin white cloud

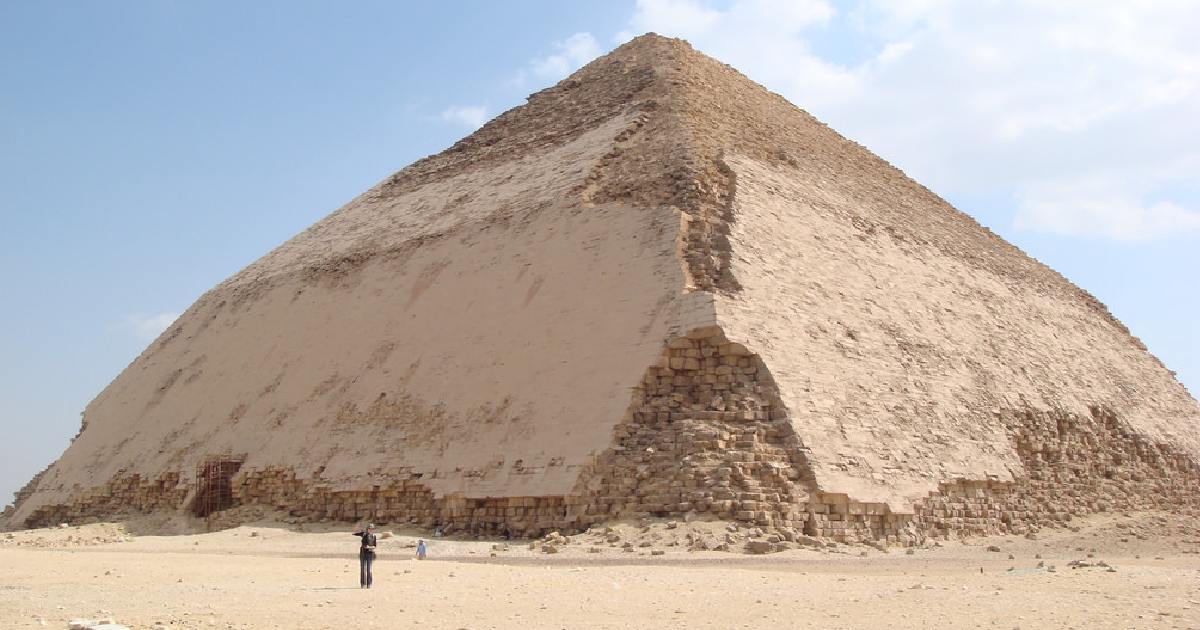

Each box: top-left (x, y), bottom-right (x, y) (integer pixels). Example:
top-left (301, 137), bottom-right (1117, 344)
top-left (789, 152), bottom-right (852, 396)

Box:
top-left (439, 105), bottom-right (489, 129)
top-left (125, 312), bottom-right (180, 342)
top-left (876, 40), bottom-right (913, 64)
top-left (624, 0), bottom-right (722, 40)
top-left (530, 32), bottom-right (601, 81)
top-left (511, 32), bottom-right (604, 87)
top-left (1016, 177), bottom-right (1200, 241)
top-left (621, 0), bottom-right (1200, 241)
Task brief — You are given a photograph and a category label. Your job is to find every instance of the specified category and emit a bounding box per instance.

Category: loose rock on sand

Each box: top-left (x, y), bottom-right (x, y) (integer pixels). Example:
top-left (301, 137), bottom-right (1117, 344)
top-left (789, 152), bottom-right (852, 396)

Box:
top-left (2, 510), bottom-right (1199, 629)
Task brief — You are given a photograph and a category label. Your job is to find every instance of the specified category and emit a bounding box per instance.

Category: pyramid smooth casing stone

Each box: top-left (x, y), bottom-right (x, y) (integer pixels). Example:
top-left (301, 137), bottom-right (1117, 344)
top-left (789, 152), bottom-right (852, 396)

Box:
top-left (5, 34), bottom-right (1199, 542)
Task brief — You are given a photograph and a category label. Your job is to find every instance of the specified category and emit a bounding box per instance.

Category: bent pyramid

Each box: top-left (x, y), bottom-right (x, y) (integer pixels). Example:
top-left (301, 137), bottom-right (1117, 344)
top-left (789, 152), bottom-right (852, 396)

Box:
top-left (8, 34), bottom-right (1199, 541)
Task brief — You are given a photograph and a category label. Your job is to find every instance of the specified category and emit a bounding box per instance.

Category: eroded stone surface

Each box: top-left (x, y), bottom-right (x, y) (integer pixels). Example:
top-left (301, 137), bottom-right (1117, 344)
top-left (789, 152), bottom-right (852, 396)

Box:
top-left (7, 34), bottom-right (1198, 540)
top-left (20, 330), bottom-right (1199, 546)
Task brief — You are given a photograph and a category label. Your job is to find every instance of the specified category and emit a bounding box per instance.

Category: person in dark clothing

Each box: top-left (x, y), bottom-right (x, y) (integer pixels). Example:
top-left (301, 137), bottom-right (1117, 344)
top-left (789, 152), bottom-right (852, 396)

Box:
top-left (352, 523), bottom-right (378, 588)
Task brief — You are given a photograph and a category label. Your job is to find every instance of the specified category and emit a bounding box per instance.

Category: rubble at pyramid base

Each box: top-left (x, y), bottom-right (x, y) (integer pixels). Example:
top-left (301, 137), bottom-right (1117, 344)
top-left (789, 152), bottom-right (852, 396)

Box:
top-left (17, 327), bottom-right (1198, 544)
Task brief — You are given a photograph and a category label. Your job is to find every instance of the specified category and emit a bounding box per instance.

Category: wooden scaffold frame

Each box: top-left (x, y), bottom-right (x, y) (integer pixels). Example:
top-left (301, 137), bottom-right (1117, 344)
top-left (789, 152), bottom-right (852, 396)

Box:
top-left (193, 452), bottom-right (245, 528)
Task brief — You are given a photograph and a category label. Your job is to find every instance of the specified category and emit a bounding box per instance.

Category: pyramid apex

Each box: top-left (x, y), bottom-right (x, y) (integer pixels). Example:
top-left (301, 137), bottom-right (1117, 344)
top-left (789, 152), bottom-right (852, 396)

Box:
top-left (576, 32), bottom-right (701, 73)
top-left (611, 31), bottom-right (691, 50)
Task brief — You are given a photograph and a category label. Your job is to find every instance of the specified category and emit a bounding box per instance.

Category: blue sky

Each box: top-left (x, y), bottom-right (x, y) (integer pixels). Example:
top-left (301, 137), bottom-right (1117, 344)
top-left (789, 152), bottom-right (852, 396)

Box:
top-left (2, 1), bottom-right (1197, 506)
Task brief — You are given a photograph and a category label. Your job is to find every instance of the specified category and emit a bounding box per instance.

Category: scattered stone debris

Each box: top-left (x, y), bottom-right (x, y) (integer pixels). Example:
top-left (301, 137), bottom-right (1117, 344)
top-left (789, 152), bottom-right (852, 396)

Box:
top-left (1068, 559), bottom-right (1113, 570)
top-left (746, 540), bottom-right (774, 554)
top-left (68, 619), bottom-right (129, 630)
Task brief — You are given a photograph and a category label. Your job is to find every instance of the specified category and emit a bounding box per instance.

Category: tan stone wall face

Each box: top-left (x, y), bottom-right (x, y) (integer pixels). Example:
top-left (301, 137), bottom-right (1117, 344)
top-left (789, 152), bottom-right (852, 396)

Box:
top-left (913, 407), bottom-right (1200, 538)
top-left (715, 153), bottom-right (1200, 510)
top-left (23, 473), bottom-right (186, 528)
top-left (576, 327), bottom-right (814, 527)
top-left (11, 192), bottom-right (687, 525)
top-left (9, 35), bottom-right (1200, 542)
top-left (22, 331), bottom-right (1198, 545)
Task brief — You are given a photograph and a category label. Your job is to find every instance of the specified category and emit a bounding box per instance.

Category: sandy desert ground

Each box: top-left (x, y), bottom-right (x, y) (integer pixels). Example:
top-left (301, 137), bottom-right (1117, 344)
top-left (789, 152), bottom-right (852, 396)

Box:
top-left (2, 510), bottom-right (1198, 630)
